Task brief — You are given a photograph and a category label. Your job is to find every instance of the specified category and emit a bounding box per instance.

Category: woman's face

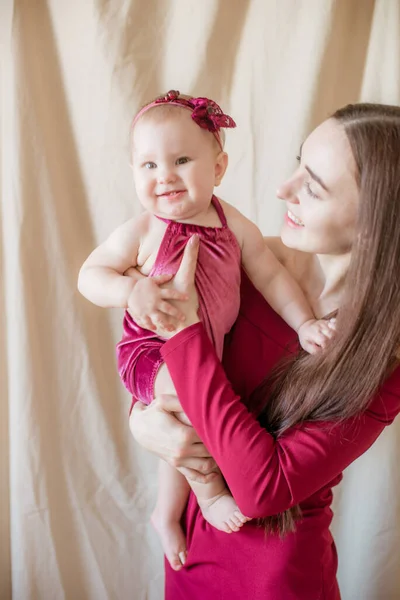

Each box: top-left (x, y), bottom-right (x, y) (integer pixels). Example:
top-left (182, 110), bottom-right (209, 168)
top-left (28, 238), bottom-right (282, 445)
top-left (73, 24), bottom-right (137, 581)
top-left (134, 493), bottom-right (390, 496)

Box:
top-left (278, 118), bottom-right (360, 255)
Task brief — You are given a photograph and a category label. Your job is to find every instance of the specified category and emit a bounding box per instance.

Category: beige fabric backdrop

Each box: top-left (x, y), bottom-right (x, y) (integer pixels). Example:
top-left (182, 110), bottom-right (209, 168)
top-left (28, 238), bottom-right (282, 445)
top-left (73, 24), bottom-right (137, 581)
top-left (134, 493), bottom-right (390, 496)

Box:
top-left (2, 0), bottom-right (400, 598)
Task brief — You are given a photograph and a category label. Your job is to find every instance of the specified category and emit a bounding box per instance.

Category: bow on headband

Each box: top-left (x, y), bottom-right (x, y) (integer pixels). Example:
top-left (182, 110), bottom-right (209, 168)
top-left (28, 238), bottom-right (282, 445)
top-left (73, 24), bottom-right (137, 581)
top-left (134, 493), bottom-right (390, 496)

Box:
top-left (132, 90), bottom-right (236, 149)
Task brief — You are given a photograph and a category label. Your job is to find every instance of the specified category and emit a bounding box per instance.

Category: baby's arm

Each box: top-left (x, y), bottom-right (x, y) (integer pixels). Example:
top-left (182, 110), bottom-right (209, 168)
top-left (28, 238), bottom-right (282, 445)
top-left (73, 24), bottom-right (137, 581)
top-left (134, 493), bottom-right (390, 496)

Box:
top-left (78, 214), bottom-right (187, 330)
top-left (78, 215), bottom-right (146, 308)
top-left (226, 205), bottom-right (333, 352)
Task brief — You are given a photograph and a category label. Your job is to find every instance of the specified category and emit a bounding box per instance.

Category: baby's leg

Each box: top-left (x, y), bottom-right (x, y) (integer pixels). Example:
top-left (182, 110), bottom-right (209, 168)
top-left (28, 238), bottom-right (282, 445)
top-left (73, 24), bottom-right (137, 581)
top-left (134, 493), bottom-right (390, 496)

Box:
top-left (151, 461), bottom-right (190, 570)
top-left (154, 364), bottom-right (249, 541)
top-left (150, 364), bottom-right (190, 570)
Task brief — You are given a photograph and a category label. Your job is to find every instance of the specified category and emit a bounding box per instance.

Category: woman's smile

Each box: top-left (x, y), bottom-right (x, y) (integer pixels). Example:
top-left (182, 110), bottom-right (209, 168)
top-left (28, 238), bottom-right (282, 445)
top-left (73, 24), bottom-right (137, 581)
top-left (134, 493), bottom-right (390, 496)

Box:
top-left (285, 209), bottom-right (305, 228)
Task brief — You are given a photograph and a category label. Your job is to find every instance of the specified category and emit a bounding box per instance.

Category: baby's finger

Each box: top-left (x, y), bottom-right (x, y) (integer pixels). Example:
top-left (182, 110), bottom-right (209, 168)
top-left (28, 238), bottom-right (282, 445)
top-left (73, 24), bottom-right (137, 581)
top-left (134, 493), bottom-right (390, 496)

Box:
top-left (160, 289), bottom-right (189, 302)
top-left (328, 318), bottom-right (337, 330)
top-left (151, 273), bottom-right (174, 285)
top-left (136, 315), bottom-right (156, 331)
top-left (318, 323), bottom-right (334, 338)
top-left (158, 300), bottom-right (185, 321)
top-left (303, 340), bottom-right (321, 354)
top-left (310, 331), bottom-right (328, 347)
top-left (144, 316), bottom-right (157, 331)
top-left (151, 311), bottom-right (176, 332)
top-left (150, 310), bottom-right (168, 326)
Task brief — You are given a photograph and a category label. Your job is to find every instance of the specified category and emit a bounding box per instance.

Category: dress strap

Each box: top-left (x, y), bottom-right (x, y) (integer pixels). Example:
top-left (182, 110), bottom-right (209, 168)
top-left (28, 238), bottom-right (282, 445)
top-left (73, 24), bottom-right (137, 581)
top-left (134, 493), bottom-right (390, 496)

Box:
top-left (211, 195), bottom-right (228, 227)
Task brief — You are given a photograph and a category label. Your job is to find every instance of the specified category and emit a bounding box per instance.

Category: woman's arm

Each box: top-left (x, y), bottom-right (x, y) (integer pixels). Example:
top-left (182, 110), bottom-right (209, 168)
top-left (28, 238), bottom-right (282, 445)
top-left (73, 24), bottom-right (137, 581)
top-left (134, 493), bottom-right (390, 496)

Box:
top-left (161, 324), bottom-right (400, 518)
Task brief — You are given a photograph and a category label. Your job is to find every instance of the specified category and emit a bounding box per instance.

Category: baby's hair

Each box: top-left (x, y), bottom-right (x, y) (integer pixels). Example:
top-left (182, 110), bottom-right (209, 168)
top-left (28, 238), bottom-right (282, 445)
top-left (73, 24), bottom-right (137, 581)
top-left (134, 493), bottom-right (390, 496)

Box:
top-left (130, 92), bottom-right (226, 155)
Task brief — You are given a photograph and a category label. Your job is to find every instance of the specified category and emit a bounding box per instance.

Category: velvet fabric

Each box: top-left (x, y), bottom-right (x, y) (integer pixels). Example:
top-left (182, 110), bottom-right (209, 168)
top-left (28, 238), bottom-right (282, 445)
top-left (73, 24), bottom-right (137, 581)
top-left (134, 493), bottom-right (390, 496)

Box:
top-left (117, 196), bottom-right (241, 404)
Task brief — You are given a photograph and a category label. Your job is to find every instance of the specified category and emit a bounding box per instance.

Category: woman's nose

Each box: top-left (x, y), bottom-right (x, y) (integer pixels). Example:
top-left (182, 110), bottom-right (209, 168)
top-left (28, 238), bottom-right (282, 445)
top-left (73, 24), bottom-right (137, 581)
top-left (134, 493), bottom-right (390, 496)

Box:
top-left (277, 176), bottom-right (300, 204)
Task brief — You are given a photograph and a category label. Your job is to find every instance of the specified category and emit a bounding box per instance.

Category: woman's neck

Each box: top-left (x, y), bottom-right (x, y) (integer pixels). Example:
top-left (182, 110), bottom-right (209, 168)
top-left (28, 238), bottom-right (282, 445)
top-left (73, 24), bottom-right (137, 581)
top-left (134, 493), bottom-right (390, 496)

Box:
top-left (265, 237), bottom-right (351, 319)
top-left (301, 252), bottom-right (351, 318)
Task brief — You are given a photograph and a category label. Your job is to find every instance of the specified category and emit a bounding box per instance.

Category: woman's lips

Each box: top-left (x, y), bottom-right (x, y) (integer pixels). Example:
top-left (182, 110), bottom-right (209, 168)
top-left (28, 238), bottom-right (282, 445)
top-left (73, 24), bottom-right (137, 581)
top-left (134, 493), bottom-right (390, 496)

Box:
top-left (285, 210), bottom-right (305, 228)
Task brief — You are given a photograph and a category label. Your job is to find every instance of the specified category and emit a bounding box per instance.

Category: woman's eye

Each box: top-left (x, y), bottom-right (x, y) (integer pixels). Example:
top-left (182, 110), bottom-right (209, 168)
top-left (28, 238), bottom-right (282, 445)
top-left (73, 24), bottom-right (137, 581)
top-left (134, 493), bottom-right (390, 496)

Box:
top-left (176, 157), bottom-right (190, 165)
top-left (304, 181), bottom-right (319, 199)
top-left (296, 155), bottom-right (301, 163)
top-left (144, 162), bottom-right (157, 169)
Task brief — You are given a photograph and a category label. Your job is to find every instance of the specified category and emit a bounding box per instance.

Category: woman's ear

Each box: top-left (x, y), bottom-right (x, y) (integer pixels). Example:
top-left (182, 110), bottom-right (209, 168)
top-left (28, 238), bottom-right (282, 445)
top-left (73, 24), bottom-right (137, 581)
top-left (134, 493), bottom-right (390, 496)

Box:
top-left (214, 152), bottom-right (229, 186)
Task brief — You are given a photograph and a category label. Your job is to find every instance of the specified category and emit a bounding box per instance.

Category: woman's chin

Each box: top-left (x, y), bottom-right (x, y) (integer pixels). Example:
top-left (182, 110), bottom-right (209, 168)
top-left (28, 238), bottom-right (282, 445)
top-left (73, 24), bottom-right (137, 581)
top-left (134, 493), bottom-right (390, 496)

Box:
top-left (280, 224), bottom-right (305, 250)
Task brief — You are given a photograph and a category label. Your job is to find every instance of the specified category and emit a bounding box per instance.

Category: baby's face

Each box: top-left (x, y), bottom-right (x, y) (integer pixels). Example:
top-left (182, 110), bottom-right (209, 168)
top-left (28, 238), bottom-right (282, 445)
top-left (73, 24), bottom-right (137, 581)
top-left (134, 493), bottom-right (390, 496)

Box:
top-left (131, 110), bottom-right (227, 220)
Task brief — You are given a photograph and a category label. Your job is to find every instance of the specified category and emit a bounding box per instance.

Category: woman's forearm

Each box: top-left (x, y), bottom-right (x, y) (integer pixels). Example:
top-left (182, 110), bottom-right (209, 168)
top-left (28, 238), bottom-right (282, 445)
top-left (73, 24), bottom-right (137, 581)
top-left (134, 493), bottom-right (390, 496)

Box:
top-left (161, 323), bottom-right (400, 518)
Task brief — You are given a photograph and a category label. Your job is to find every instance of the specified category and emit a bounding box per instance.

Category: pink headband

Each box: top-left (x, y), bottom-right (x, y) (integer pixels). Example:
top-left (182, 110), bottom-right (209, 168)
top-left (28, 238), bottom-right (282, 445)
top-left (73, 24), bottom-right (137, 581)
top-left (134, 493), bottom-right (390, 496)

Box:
top-left (131, 90), bottom-right (236, 150)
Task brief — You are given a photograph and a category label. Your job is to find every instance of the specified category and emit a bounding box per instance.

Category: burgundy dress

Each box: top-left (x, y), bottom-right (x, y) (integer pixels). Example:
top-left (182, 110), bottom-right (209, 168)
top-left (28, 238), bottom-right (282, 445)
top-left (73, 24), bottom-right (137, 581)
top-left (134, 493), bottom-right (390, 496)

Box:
top-left (119, 273), bottom-right (400, 600)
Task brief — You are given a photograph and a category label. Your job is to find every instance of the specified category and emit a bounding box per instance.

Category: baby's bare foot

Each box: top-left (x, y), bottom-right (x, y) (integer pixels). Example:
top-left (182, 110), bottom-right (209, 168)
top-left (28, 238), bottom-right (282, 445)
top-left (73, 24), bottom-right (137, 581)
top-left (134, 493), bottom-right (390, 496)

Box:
top-left (198, 492), bottom-right (250, 533)
top-left (151, 511), bottom-right (187, 571)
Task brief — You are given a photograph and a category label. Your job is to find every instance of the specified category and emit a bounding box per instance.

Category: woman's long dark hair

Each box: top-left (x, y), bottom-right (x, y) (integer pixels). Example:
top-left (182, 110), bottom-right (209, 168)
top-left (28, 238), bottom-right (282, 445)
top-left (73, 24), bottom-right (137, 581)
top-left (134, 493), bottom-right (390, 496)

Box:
top-left (253, 103), bottom-right (400, 536)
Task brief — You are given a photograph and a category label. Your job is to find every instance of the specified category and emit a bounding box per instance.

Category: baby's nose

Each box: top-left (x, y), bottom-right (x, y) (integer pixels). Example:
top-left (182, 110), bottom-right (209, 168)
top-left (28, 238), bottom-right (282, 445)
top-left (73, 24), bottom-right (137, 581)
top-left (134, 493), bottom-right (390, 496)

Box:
top-left (158, 168), bottom-right (176, 184)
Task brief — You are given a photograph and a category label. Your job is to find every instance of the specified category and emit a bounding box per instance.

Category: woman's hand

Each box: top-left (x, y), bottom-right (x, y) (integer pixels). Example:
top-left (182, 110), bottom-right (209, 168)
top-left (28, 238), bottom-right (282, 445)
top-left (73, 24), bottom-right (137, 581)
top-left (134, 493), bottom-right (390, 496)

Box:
top-left (128, 235), bottom-right (201, 338)
top-left (129, 394), bottom-right (218, 483)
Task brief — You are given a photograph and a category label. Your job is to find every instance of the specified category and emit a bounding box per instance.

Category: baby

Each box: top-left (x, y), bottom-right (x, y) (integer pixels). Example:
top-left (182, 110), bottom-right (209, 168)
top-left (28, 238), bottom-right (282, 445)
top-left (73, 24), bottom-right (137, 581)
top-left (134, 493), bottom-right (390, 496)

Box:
top-left (78, 90), bottom-right (333, 571)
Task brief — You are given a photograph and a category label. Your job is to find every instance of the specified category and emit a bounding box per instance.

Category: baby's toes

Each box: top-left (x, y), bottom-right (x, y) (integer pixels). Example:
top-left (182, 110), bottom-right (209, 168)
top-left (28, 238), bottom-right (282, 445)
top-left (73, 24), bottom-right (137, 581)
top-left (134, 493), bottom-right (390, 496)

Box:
top-left (235, 510), bottom-right (250, 524)
top-left (230, 512), bottom-right (245, 528)
top-left (226, 517), bottom-right (241, 532)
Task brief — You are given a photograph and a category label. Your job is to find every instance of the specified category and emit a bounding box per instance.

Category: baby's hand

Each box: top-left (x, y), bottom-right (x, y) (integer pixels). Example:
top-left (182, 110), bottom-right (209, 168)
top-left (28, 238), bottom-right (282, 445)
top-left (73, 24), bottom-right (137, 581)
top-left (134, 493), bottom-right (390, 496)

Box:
top-left (127, 275), bottom-right (188, 333)
top-left (298, 318), bottom-right (336, 354)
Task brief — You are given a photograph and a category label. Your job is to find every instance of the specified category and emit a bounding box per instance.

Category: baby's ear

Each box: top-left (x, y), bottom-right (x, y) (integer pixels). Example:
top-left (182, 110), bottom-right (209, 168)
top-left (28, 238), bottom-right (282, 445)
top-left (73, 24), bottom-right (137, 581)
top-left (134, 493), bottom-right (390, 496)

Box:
top-left (214, 152), bottom-right (229, 186)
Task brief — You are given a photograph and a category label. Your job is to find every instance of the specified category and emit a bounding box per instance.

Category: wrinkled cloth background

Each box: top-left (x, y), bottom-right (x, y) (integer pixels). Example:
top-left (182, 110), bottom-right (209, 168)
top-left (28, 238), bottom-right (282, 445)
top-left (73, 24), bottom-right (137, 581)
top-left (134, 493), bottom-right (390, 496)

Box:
top-left (1, 1), bottom-right (400, 599)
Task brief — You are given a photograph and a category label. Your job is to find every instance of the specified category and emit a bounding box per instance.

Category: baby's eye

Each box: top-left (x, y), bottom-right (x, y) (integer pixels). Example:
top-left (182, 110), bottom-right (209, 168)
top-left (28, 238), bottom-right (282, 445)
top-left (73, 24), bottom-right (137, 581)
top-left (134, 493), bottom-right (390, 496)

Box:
top-left (176, 156), bottom-right (190, 165)
top-left (144, 161), bottom-right (157, 169)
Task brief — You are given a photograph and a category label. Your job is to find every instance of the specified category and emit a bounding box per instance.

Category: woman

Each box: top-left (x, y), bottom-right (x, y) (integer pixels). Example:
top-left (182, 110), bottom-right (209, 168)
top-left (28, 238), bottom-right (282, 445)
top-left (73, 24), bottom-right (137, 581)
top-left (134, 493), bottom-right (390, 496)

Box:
top-left (120, 103), bottom-right (400, 599)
